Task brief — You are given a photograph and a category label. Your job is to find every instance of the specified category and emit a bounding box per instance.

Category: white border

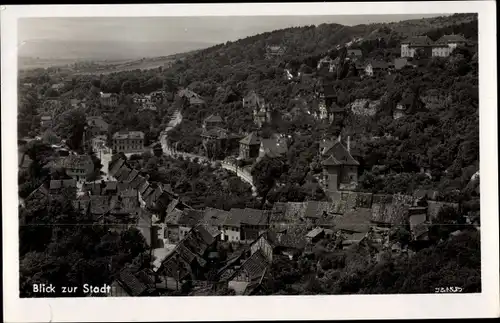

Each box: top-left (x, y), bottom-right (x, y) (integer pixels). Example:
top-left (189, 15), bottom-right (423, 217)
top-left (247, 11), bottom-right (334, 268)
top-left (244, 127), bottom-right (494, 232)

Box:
top-left (2, 2), bottom-right (498, 322)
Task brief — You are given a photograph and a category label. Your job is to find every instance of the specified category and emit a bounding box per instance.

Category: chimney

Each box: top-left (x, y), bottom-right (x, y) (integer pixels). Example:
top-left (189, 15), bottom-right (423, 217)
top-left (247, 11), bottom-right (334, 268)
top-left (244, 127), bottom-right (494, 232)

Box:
top-left (347, 136), bottom-right (351, 152)
top-left (337, 134), bottom-right (342, 143)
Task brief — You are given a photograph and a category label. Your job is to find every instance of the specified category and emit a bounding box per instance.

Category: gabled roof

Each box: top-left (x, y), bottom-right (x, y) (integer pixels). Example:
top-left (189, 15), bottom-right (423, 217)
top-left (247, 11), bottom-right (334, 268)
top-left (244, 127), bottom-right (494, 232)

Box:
top-left (202, 207), bottom-right (231, 227)
top-left (241, 208), bottom-right (267, 226)
top-left (204, 114), bottom-right (223, 123)
top-left (321, 140), bottom-right (359, 166)
top-left (103, 181), bottom-right (118, 192)
top-left (109, 157), bottom-right (126, 177)
top-left (347, 49), bottom-right (363, 56)
top-left (225, 208), bottom-right (245, 227)
top-left (165, 208), bottom-right (183, 225)
top-left (178, 209), bottom-right (205, 227)
top-left (435, 34), bottom-right (467, 45)
top-left (118, 269), bottom-right (148, 296)
top-left (237, 249), bottom-right (269, 282)
top-left (401, 35), bottom-right (434, 46)
top-left (306, 227), bottom-right (324, 238)
top-left (86, 116), bottom-right (109, 131)
top-left (367, 60), bottom-right (389, 69)
top-left (303, 201), bottom-right (330, 219)
top-left (82, 182), bottom-right (102, 195)
top-left (201, 127), bottom-right (228, 139)
top-left (63, 155), bottom-right (93, 169)
top-left (335, 208), bottom-right (372, 233)
top-left (50, 179), bottom-right (77, 190)
top-left (240, 132), bottom-right (261, 146)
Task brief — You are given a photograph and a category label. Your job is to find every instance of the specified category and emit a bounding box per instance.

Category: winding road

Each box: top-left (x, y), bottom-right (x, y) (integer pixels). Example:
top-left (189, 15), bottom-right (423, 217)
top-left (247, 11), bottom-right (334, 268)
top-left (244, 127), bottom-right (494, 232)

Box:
top-left (159, 109), bottom-right (257, 194)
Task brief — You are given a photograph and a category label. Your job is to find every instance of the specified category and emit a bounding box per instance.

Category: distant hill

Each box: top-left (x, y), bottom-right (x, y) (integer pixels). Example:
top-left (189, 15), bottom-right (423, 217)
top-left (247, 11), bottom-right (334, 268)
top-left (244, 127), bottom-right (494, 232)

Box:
top-left (18, 39), bottom-right (216, 61)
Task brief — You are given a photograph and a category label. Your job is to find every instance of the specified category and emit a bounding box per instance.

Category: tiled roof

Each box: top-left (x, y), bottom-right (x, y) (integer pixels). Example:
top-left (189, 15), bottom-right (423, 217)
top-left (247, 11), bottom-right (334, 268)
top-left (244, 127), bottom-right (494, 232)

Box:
top-left (103, 181), bottom-right (118, 192)
top-left (109, 194), bottom-right (140, 215)
top-left (50, 179), bottom-right (77, 190)
top-left (100, 93), bottom-right (116, 99)
top-left (115, 165), bottom-right (133, 182)
top-left (193, 224), bottom-right (220, 245)
top-left (372, 194), bottom-right (393, 204)
top-left (243, 91), bottom-right (265, 109)
top-left (268, 202), bottom-right (288, 223)
top-left (118, 269), bottom-right (148, 296)
top-left (241, 208), bottom-right (267, 226)
top-left (355, 193), bottom-right (374, 209)
top-left (129, 174), bottom-right (147, 190)
top-left (413, 189), bottom-right (439, 201)
top-left (82, 182), bottom-right (102, 195)
top-left (371, 194), bottom-right (413, 225)
top-left (225, 208), bottom-right (245, 227)
top-left (86, 116), bottom-right (109, 131)
top-left (303, 201), bottom-right (331, 219)
top-left (89, 195), bottom-right (110, 216)
top-left (401, 35), bottom-right (434, 46)
top-left (201, 127), bottom-right (228, 139)
top-left (112, 131), bottom-right (144, 140)
top-left (347, 49), bottom-right (363, 56)
top-left (202, 207), bottom-right (231, 226)
top-left (239, 249), bottom-right (269, 282)
top-left (335, 208), bottom-right (372, 233)
top-left (63, 155), bottom-right (93, 169)
top-left (240, 132), bottom-right (261, 146)
top-left (306, 227), bottom-right (324, 238)
top-left (367, 60), bottom-right (389, 69)
top-left (275, 225), bottom-right (308, 250)
top-left (126, 169), bottom-right (139, 182)
top-left (178, 209), bottom-right (205, 227)
top-left (204, 114), bottom-right (223, 123)
top-left (394, 58), bottom-right (409, 70)
top-left (321, 140), bottom-right (359, 166)
top-left (137, 209), bottom-right (152, 246)
top-left (435, 34), bottom-right (467, 45)
top-left (109, 157), bottom-right (126, 177)
top-left (343, 232), bottom-right (367, 244)
top-left (165, 208), bottom-right (183, 225)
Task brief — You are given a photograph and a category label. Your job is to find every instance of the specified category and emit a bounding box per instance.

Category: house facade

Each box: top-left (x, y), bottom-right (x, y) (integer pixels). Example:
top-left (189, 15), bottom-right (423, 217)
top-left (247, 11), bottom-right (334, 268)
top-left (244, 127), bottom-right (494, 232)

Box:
top-left (365, 61), bottom-right (389, 77)
top-left (239, 132), bottom-right (261, 160)
top-left (203, 114), bottom-right (223, 130)
top-left (63, 155), bottom-right (94, 181)
top-left (431, 34), bottom-right (468, 57)
top-left (86, 116), bottom-right (109, 138)
top-left (112, 131), bottom-right (145, 154)
top-left (100, 92), bottom-right (119, 108)
top-left (320, 136), bottom-right (359, 194)
top-left (402, 34), bottom-right (468, 58)
top-left (400, 36), bottom-right (434, 58)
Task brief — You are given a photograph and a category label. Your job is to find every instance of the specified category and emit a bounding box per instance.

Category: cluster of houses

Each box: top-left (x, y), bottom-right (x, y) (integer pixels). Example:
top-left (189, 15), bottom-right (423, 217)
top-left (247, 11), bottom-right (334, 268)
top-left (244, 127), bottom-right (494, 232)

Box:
top-left (131, 91), bottom-right (168, 111)
top-left (106, 160), bottom-right (462, 296)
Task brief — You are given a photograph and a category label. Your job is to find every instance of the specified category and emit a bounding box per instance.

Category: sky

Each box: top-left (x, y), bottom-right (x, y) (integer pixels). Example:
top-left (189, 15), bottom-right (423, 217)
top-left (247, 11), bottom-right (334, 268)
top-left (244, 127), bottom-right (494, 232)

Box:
top-left (18, 14), bottom-right (448, 44)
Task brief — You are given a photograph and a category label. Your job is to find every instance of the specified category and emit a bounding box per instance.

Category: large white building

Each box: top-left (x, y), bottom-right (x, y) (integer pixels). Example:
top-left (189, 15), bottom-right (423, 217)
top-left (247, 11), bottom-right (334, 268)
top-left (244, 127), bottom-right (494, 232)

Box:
top-left (112, 131), bottom-right (145, 154)
top-left (401, 34), bottom-right (468, 58)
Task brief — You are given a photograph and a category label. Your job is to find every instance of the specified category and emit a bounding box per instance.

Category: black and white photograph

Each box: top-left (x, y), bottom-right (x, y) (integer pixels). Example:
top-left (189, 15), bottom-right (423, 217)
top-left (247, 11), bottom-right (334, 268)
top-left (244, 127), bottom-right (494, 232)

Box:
top-left (2, 2), bottom-right (498, 322)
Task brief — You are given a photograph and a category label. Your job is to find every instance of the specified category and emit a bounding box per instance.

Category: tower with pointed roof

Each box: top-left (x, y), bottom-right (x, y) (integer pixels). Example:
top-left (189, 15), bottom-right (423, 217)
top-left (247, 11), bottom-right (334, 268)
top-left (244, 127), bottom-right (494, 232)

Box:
top-left (320, 135), bottom-right (359, 195)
